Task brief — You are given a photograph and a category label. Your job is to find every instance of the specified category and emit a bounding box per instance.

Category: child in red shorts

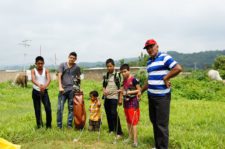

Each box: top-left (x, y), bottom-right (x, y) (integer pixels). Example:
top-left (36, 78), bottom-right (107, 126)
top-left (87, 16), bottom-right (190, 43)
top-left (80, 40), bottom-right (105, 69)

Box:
top-left (119, 64), bottom-right (141, 147)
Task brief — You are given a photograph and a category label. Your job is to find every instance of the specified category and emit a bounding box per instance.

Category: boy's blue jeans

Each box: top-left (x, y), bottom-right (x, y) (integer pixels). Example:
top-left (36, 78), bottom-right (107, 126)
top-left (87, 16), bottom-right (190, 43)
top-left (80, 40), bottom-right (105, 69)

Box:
top-left (57, 90), bottom-right (74, 128)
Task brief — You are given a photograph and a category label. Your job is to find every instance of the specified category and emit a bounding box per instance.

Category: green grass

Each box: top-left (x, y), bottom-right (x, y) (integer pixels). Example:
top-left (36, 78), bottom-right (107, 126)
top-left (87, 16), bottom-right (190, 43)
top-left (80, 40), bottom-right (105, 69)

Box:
top-left (0, 78), bottom-right (225, 148)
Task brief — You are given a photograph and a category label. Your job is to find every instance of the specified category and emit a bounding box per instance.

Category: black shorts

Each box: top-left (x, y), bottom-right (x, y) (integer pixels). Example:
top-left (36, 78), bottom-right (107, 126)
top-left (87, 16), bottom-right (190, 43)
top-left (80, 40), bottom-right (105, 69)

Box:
top-left (88, 120), bottom-right (101, 131)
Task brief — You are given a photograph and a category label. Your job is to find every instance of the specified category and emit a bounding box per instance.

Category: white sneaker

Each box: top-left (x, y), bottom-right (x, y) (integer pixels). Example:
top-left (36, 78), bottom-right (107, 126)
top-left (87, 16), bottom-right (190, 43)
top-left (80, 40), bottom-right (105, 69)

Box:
top-left (132, 143), bottom-right (138, 148)
top-left (115, 134), bottom-right (122, 139)
top-left (123, 138), bottom-right (131, 144)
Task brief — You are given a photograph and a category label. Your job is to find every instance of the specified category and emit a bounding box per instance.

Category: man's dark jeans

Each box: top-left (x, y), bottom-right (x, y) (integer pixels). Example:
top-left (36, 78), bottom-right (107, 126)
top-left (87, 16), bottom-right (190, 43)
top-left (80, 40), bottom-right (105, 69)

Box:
top-left (57, 90), bottom-right (74, 128)
top-left (32, 89), bottom-right (52, 128)
top-left (148, 93), bottom-right (171, 149)
top-left (104, 98), bottom-right (123, 135)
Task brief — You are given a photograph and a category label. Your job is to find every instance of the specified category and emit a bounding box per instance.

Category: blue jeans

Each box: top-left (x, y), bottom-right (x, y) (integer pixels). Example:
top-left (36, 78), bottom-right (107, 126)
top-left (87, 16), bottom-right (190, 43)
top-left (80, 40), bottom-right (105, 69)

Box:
top-left (57, 90), bottom-right (74, 128)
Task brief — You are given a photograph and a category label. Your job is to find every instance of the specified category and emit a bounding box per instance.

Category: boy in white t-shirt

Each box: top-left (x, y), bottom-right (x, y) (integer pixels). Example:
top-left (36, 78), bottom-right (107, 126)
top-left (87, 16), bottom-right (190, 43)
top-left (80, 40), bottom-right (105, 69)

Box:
top-left (31, 56), bottom-right (52, 129)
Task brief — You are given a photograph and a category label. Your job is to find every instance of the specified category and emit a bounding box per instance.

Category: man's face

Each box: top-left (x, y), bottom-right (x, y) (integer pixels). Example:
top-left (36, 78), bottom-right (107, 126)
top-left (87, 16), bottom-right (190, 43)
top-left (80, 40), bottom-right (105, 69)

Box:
top-left (121, 69), bottom-right (130, 79)
top-left (146, 44), bottom-right (158, 58)
top-left (68, 55), bottom-right (76, 64)
top-left (106, 63), bottom-right (114, 73)
top-left (35, 60), bottom-right (44, 70)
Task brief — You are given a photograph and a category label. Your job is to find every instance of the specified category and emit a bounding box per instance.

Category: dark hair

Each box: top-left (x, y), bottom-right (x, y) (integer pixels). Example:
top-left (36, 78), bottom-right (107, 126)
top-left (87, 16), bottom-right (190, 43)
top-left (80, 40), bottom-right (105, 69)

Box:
top-left (106, 58), bottom-right (115, 66)
top-left (69, 52), bottom-right (77, 57)
top-left (120, 63), bottom-right (130, 71)
top-left (89, 90), bottom-right (99, 98)
top-left (35, 56), bottom-right (44, 63)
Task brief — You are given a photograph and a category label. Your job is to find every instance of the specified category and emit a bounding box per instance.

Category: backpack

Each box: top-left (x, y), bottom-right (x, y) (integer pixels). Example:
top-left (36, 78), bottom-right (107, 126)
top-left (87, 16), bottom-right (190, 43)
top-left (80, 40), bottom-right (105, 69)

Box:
top-left (103, 71), bottom-right (121, 89)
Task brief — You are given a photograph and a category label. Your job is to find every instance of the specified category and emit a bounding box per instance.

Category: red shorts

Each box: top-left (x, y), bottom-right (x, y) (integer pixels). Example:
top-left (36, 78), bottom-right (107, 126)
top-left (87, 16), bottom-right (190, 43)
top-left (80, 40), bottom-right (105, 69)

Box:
top-left (124, 108), bottom-right (140, 126)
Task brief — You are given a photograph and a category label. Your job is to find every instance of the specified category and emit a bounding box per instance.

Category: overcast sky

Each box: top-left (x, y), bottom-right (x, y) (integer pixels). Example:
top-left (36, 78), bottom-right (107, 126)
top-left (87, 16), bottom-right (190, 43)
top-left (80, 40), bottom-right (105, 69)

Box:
top-left (1, 0), bottom-right (225, 66)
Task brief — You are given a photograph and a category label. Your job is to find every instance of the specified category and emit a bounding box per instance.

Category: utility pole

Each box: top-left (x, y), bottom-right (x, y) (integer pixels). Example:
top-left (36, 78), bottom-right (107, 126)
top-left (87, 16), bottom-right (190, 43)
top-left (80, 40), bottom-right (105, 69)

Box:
top-left (54, 53), bottom-right (57, 72)
top-left (194, 62), bottom-right (197, 71)
top-left (18, 39), bottom-right (31, 88)
top-left (40, 45), bottom-right (42, 56)
top-left (18, 40), bottom-right (31, 71)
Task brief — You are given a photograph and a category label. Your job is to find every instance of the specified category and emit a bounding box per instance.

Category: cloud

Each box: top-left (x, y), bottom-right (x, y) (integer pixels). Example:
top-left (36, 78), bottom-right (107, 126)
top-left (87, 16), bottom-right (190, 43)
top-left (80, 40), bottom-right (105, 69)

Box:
top-left (0, 0), bottom-right (225, 65)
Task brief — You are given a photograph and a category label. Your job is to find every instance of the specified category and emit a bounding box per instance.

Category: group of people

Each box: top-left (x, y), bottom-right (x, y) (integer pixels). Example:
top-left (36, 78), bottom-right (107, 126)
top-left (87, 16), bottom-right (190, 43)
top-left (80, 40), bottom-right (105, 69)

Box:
top-left (31, 39), bottom-right (182, 149)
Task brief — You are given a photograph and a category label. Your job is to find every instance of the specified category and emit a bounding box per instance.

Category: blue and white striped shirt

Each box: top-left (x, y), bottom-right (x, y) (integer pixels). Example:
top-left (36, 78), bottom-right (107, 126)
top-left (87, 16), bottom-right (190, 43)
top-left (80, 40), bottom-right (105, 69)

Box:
top-left (147, 52), bottom-right (177, 96)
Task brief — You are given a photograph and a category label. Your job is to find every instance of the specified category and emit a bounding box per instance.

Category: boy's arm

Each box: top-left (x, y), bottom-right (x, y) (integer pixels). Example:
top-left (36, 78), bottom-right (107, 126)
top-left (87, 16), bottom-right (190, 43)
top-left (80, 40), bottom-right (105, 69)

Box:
top-left (44, 69), bottom-right (51, 88)
top-left (31, 69), bottom-right (40, 87)
top-left (135, 84), bottom-right (141, 100)
top-left (127, 88), bottom-right (140, 95)
top-left (97, 98), bottom-right (101, 107)
top-left (118, 86), bottom-right (123, 106)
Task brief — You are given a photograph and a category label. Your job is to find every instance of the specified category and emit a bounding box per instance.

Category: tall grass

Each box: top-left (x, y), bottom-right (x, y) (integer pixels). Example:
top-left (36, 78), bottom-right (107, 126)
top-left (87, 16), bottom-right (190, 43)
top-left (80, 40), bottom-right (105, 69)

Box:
top-left (0, 75), bottom-right (225, 148)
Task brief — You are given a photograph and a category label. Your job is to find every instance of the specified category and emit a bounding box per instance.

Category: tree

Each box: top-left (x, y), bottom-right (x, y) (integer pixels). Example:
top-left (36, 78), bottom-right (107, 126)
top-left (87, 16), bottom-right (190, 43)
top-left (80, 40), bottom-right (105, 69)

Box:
top-left (138, 52), bottom-right (149, 66)
top-left (29, 64), bottom-right (36, 70)
top-left (119, 59), bottom-right (125, 65)
top-left (213, 55), bottom-right (225, 79)
top-left (213, 55), bottom-right (225, 70)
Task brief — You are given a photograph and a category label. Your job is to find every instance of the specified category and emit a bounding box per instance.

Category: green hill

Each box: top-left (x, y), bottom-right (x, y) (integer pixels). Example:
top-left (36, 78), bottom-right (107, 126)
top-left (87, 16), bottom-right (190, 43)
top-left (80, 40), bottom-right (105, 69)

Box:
top-left (168, 50), bottom-right (225, 70)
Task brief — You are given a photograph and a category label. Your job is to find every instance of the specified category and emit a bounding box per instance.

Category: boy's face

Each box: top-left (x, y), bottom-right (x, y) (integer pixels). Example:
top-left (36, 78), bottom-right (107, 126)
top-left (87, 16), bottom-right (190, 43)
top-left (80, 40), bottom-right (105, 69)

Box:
top-left (106, 63), bottom-right (114, 73)
top-left (35, 60), bottom-right (44, 70)
top-left (68, 55), bottom-right (77, 64)
top-left (90, 95), bottom-right (97, 101)
top-left (121, 69), bottom-right (130, 79)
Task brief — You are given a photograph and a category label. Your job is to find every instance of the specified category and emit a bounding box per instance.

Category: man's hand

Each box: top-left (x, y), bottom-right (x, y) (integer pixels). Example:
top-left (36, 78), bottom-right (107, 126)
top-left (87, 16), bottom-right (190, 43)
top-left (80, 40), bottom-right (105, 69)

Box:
top-left (163, 77), bottom-right (171, 88)
top-left (59, 87), bottom-right (64, 93)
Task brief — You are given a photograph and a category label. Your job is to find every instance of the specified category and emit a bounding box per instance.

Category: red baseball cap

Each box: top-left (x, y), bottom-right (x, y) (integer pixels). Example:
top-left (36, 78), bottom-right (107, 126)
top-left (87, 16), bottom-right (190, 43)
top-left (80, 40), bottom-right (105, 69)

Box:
top-left (143, 39), bottom-right (157, 49)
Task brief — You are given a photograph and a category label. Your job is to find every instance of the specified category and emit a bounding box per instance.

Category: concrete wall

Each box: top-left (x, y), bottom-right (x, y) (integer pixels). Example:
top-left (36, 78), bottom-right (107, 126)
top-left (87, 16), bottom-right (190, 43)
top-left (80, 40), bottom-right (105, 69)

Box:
top-left (0, 67), bottom-right (145, 83)
top-left (0, 71), bottom-right (57, 83)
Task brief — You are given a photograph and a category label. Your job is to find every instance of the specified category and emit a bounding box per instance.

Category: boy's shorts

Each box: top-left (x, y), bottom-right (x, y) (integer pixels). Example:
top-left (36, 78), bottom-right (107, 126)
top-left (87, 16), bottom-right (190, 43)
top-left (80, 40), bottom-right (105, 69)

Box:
top-left (124, 108), bottom-right (140, 126)
top-left (88, 119), bottom-right (101, 131)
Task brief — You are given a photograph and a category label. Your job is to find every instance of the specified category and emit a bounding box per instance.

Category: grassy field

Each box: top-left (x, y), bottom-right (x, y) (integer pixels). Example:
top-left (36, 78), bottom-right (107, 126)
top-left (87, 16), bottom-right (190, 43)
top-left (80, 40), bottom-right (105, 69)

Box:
top-left (0, 76), bottom-right (225, 149)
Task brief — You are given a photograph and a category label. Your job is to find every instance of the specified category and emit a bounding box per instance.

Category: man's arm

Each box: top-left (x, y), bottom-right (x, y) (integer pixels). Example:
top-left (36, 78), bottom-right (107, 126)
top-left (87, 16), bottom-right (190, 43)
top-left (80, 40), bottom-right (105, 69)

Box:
top-left (141, 82), bottom-right (148, 94)
top-left (58, 72), bottom-right (64, 92)
top-left (163, 64), bottom-right (182, 88)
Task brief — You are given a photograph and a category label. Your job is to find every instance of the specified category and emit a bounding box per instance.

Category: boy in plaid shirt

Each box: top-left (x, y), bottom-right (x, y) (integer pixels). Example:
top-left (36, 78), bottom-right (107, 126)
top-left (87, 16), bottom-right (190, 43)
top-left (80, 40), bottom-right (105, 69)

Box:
top-left (88, 90), bottom-right (101, 131)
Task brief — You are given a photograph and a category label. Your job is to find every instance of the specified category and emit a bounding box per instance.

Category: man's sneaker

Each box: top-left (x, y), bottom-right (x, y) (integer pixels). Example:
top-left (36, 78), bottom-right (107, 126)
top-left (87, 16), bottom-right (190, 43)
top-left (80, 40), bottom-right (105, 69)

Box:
top-left (67, 126), bottom-right (73, 129)
top-left (132, 143), bottom-right (138, 148)
top-left (109, 131), bottom-right (114, 135)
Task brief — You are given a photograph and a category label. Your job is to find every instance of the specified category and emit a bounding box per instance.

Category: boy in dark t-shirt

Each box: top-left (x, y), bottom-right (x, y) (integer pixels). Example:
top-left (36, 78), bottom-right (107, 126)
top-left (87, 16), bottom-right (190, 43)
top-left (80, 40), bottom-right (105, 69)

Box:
top-left (119, 64), bottom-right (141, 148)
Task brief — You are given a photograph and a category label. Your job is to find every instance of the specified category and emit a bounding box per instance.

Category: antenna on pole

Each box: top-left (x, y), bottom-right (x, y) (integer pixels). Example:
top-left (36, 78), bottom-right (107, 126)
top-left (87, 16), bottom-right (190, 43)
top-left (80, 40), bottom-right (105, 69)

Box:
top-left (18, 40), bottom-right (31, 71)
top-left (18, 39), bottom-right (31, 88)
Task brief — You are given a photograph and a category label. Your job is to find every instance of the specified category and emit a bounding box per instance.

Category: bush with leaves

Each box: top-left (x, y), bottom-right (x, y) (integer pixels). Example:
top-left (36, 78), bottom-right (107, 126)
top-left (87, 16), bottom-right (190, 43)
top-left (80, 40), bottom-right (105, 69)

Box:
top-left (134, 69), bottom-right (148, 87)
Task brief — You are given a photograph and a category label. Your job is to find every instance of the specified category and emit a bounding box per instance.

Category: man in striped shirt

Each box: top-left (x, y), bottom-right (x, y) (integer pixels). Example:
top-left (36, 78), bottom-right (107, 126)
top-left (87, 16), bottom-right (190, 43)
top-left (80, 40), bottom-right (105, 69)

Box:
top-left (141, 39), bottom-right (182, 149)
